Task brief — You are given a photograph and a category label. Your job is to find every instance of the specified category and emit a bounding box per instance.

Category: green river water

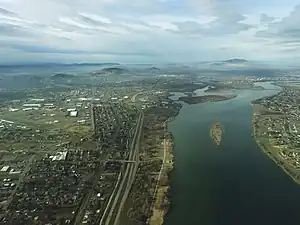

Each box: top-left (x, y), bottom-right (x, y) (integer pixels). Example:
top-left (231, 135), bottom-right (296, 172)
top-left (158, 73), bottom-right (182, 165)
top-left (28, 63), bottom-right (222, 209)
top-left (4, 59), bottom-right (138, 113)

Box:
top-left (164, 83), bottom-right (300, 225)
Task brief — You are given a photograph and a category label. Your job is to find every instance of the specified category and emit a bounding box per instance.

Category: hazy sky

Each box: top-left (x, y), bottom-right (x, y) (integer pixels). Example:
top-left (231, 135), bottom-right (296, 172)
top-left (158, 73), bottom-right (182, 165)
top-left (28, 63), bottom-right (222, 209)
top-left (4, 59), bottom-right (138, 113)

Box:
top-left (0, 0), bottom-right (300, 64)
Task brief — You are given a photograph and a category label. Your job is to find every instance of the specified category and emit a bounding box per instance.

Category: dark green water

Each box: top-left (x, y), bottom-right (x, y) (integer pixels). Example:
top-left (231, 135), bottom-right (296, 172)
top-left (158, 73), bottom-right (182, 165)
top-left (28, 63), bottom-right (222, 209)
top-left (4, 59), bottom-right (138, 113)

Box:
top-left (164, 83), bottom-right (300, 225)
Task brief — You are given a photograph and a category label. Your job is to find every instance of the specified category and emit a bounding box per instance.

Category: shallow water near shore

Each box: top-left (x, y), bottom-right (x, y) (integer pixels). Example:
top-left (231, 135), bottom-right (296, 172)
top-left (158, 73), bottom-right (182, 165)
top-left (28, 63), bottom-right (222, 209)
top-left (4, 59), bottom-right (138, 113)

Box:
top-left (164, 83), bottom-right (300, 225)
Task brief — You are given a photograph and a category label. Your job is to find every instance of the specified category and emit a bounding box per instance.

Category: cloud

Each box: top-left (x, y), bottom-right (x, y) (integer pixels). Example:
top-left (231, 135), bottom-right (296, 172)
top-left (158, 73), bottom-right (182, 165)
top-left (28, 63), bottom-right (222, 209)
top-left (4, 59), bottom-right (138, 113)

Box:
top-left (0, 23), bottom-right (29, 36)
top-left (0, 7), bottom-right (16, 16)
top-left (0, 0), bottom-right (299, 64)
top-left (257, 5), bottom-right (300, 39)
top-left (255, 4), bottom-right (300, 58)
top-left (260, 13), bottom-right (276, 24)
top-left (172, 12), bottom-right (253, 36)
top-left (5, 42), bottom-right (159, 57)
top-left (187, 0), bottom-right (232, 14)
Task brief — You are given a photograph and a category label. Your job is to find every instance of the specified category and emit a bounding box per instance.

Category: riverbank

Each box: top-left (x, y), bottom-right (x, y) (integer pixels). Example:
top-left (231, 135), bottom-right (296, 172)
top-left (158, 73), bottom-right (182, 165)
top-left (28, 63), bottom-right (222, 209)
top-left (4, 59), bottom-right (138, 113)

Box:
top-left (205, 84), bottom-right (265, 93)
top-left (149, 104), bottom-right (181, 225)
top-left (164, 81), bottom-right (300, 225)
top-left (178, 94), bottom-right (237, 104)
top-left (149, 132), bottom-right (174, 225)
top-left (251, 104), bottom-right (300, 186)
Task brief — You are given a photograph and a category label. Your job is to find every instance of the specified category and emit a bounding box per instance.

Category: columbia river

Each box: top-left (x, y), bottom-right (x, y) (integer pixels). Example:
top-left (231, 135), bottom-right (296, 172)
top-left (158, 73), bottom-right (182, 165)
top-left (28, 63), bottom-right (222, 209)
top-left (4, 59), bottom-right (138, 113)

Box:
top-left (164, 83), bottom-right (300, 225)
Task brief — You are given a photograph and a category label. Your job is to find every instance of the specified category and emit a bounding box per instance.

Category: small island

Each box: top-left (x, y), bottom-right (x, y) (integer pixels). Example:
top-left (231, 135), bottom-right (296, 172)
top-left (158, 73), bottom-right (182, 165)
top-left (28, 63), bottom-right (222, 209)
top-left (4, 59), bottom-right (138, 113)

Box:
top-left (210, 122), bottom-right (224, 146)
top-left (178, 94), bottom-right (236, 104)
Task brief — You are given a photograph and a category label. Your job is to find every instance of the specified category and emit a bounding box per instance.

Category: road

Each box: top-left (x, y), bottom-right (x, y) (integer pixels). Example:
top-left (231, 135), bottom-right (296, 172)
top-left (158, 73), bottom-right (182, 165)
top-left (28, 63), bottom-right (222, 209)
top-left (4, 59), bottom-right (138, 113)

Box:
top-left (150, 121), bottom-right (167, 213)
top-left (112, 112), bottom-right (143, 225)
top-left (75, 103), bottom-right (122, 225)
top-left (99, 111), bottom-right (144, 225)
top-left (6, 155), bottom-right (35, 209)
top-left (73, 162), bottom-right (105, 225)
top-left (98, 171), bottom-right (122, 225)
top-left (131, 91), bottom-right (149, 103)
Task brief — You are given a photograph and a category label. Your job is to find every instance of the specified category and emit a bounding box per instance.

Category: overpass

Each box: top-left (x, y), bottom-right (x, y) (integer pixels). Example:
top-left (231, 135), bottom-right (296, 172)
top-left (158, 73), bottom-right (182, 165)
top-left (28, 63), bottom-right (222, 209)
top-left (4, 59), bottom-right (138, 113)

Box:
top-left (99, 111), bottom-right (144, 225)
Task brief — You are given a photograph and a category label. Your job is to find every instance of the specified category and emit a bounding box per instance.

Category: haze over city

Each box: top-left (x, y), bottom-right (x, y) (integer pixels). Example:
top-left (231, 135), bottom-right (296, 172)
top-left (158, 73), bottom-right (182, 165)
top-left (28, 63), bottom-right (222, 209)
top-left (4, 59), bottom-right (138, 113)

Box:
top-left (1, 0), bottom-right (300, 64)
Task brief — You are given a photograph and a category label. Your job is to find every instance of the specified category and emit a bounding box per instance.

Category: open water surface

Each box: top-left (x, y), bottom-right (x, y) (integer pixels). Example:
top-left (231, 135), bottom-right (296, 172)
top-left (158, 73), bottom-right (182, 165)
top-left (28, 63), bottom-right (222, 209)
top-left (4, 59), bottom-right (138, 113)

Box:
top-left (164, 83), bottom-right (300, 225)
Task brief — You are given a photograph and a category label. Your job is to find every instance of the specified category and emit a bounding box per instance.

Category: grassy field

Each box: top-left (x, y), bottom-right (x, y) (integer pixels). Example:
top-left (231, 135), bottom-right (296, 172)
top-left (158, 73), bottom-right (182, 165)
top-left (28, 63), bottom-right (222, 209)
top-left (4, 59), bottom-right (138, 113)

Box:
top-left (67, 125), bottom-right (91, 134)
top-left (0, 106), bottom-right (93, 153)
top-left (0, 107), bottom-right (91, 135)
top-left (1, 110), bottom-right (72, 128)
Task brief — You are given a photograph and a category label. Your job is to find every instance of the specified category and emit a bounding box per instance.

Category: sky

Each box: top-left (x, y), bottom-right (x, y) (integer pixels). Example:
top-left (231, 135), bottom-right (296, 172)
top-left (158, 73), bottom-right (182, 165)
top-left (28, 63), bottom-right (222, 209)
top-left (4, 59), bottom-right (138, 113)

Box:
top-left (0, 0), bottom-right (300, 64)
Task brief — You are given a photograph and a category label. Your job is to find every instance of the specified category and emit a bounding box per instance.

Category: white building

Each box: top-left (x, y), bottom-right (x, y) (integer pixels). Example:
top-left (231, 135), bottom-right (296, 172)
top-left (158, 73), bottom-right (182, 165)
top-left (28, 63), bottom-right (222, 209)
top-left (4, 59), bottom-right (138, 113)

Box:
top-left (70, 111), bottom-right (78, 117)
top-left (30, 98), bottom-right (45, 102)
top-left (49, 151), bottom-right (68, 161)
top-left (9, 108), bottom-right (19, 112)
top-left (23, 103), bottom-right (41, 108)
top-left (0, 166), bottom-right (10, 172)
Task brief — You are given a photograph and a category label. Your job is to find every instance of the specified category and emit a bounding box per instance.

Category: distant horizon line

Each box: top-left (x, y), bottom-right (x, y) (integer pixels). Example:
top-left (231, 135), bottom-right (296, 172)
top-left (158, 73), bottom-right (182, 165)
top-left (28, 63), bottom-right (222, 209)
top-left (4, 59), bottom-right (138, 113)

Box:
top-left (0, 59), bottom-right (294, 67)
top-left (0, 59), bottom-right (248, 66)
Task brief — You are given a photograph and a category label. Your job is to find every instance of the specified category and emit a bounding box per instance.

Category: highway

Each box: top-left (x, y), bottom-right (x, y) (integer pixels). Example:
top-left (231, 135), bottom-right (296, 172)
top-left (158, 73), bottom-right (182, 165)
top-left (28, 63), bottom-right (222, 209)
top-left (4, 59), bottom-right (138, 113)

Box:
top-left (112, 112), bottom-right (143, 225)
top-left (99, 111), bottom-right (144, 225)
top-left (75, 103), bottom-right (123, 225)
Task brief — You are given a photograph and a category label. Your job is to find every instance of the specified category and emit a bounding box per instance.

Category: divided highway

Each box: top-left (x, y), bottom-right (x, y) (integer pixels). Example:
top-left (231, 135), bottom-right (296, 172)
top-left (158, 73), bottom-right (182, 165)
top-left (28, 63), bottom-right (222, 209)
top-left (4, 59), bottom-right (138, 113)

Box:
top-left (100, 111), bottom-right (144, 225)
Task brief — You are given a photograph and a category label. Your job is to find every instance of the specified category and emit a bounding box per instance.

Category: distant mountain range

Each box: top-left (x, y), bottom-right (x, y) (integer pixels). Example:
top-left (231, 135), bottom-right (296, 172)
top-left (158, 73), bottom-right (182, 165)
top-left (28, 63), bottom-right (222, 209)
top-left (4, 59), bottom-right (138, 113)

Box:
top-left (89, 67), bottom-right (131, 76)
top-left (100, 67), bottom-right (130, 74)
top-left (0, 62), bottom-right (120, 67)
top-left (224, 59), bottom-right (248, 63)
top-left (0, 59), bottom-right (249, 71)
top-left (149, 66), bottom-right (160, 70)
top-left (143, 66), bottom-right (161, 73)
top-left (211, 58), bottom-right (248, 66)
top-left (52, 73), bottom-right (76, 79)
top-left (91, 65), bottom-right (162, 75)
